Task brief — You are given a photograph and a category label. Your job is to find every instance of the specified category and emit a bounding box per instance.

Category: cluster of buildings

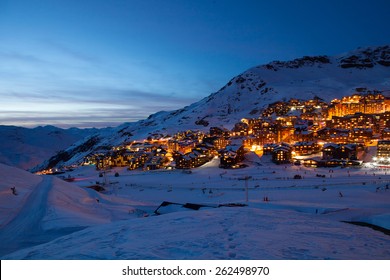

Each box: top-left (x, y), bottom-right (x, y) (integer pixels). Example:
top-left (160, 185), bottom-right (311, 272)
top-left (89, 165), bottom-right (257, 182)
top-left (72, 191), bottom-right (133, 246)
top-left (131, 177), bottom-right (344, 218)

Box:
top-left (84, 91), bottom-right (390, 170)
top-left (328, 91), bottom-right (389, 118)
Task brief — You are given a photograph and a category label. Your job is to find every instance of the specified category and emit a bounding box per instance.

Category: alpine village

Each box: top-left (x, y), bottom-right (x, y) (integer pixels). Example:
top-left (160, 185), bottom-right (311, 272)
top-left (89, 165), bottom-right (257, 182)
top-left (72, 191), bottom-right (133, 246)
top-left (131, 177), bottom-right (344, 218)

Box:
top-left (42, 90), bottom-right (390, 175)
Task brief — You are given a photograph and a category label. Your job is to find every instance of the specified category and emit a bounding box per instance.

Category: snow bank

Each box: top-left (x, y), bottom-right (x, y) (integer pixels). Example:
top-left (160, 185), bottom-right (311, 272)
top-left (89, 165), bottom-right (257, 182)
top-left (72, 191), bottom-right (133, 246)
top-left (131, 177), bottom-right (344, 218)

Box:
top-left (0, 163), bottom-right (42, 226)
top-left (1, 161), bottom-right (389, 260)
top-left (4, 206), bottom-right (390, 260)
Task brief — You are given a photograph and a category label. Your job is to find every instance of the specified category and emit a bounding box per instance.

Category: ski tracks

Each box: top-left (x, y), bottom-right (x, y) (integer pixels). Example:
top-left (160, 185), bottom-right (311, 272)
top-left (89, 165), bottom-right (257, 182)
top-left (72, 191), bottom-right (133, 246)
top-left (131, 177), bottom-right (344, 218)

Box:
top-left (0, 176), bottom-right (53, 257)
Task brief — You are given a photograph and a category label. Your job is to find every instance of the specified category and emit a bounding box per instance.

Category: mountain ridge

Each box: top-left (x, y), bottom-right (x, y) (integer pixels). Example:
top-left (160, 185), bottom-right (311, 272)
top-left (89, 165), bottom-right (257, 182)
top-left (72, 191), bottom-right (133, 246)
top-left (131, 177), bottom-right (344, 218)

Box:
top-left (0, 126), bottom-right (100, 170)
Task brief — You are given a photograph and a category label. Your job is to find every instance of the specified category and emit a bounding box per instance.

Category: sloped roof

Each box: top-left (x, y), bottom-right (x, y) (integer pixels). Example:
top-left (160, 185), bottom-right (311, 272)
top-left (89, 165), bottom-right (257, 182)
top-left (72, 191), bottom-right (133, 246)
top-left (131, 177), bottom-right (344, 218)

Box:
top-left (323, 143), bottom-right (339, 149)
top-left (274, 146), bottom-right (291, 152)
top-left (225, 145), bottom-right (242, 152)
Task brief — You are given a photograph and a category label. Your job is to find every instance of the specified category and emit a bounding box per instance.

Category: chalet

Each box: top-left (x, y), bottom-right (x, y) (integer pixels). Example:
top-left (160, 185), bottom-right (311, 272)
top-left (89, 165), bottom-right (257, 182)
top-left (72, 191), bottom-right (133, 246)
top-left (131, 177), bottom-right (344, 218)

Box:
top-left (328, 132), bottom-right (349, 144)
top-left (250, 129), bottom-right (277, 145)
top-left (349, 128), bottom-right (373, 143)
top-left (109, 149), bottom-right (134, 167)
top-left (272, 144), bottom-right (292, 164)
top-left (202, 136), bottom-right (230, 151)
top-left (128, 151), bottom-right (150, 170)
top-left (193, 146), bottom-right (213, 158)
top-left (322, 143), bottom-right (357, 160)
top-left (249, 120), bottom-right (263, 134)
top-left (144, 155), bottom-right (164, 170)
top-left (175, 150), bottom-right (210, 169)
top-left (315, 127), bottom-right (329, 140)
top-left (175, 140), bottom-right (197, 154)
top-left (376, 140), bottom-right (390, 159)
top-left (316, 128), bottom-right (349, 142)
top-left (219, 145), bottom-right (245, 168)
top-left (293, 141), bottom-right (319, 156)
top-left (263, 143), bottom-right (278, 155)
top-left (252, 118), bottom-right (275, 134)
top-left (231, 122), bottom-right (250, 136)
top-left (322, 143), bottom-right (338, 160)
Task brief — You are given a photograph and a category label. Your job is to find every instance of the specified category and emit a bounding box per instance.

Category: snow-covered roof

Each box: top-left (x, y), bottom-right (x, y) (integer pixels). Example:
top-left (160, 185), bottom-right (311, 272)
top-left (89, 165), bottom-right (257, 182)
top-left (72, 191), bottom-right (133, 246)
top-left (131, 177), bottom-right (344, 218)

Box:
top-left (323, 143), bottom-right (339, 149)
top-left (274, 146), bottom-right (291, 152)
top-left (225, 145), bottom-right (242, 152)
top-left (294, 141), bottom-right (315, 146)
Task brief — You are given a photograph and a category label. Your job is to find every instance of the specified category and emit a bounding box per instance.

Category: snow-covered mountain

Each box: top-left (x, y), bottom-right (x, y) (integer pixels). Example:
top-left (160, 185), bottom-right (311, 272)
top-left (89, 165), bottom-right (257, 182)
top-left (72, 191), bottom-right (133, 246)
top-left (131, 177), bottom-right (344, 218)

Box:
top-left (35, 45), bottom-right (390, 171)
top-left (0, 125), bottom-right (98, 170)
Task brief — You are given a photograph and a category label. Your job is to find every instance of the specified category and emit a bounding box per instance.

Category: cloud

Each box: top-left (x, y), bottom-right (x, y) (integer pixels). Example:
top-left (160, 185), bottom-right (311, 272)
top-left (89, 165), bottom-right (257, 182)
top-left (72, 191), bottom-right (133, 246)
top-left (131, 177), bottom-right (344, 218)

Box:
top-left (43, 40), bottom-right (101, 64)
top-left (35, 87), bottom-right (198, 107)
top-left (0, 50), bottom-right (49, 64)
top-left (0, 109), bottom-right (138, 128)
top-left (0, 86), bottom-right (200, 128)
top-left (0, 41), bottom-right (212, 129)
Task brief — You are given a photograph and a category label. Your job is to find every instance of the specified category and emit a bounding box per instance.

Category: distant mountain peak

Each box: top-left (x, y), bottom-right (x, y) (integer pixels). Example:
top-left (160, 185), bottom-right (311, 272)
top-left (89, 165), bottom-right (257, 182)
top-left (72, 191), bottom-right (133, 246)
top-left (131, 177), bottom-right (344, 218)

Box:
top-left (0, 126), bottom-right (99, 170)
top-left (338, 45), bottom-right (390, 68)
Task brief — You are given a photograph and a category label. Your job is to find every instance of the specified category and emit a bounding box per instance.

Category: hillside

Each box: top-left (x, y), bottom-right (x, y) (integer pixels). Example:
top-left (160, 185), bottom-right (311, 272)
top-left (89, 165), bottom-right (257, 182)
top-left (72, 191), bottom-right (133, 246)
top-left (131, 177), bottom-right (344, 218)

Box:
top-left (0, 125), bottom-right (98, 170)
top-left (34, 45), bottom-right (390, 171)
top-left (0, 163), bottom-right (144, 257)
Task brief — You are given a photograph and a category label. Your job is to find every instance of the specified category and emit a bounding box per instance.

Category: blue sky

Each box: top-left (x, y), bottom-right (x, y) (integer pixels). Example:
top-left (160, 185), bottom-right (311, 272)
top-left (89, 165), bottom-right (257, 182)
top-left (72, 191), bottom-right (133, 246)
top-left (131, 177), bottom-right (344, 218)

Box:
top-left (1, 0), bottom-right (389, 128)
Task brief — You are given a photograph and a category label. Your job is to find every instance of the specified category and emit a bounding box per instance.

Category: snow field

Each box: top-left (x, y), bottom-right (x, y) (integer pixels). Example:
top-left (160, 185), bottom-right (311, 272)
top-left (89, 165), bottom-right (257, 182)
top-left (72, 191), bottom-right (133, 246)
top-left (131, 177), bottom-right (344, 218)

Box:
top-left (0, 156), bottom-right (389, 259)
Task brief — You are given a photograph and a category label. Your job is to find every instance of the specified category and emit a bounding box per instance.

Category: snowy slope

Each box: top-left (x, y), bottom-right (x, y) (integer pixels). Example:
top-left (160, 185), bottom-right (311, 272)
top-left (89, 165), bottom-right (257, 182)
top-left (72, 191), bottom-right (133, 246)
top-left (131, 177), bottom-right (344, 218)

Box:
top-left (1, 157), bottom-right (389, 260)
top-left (35, 45), bottom-right (390, 171)
top-left (4, 207), bottom-right (389, 260)
top-left (0, 163), bottom-right (42, 227)
top-left (0, 125), bottom-right (98, 170)
top-left (0, 163), bottom-right (149, 257)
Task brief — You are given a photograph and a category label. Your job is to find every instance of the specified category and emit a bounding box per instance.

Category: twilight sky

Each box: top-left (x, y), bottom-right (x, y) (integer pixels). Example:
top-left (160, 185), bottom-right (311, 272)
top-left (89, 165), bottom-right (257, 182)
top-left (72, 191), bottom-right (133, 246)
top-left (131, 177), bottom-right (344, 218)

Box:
top-left (1, 0), bottom-right (389, 128)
